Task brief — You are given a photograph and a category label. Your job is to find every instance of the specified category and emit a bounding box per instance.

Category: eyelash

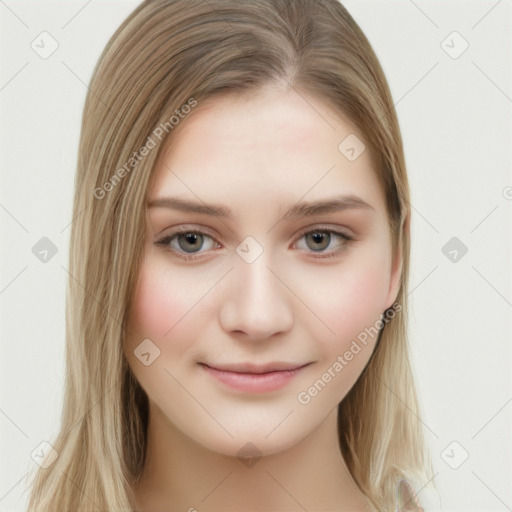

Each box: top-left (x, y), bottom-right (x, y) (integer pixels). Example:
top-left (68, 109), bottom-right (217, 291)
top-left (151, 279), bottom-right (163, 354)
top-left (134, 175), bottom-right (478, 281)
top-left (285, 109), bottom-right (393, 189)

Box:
top-left (155, 226), bottom-right (354, 262)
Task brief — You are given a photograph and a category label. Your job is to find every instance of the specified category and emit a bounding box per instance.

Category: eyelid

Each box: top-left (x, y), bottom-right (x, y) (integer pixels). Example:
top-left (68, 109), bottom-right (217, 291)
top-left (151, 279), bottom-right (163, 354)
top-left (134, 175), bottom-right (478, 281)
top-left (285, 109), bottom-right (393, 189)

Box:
top-left (153, 223), bottom-right (217, 240)
top-left (292, 223), bottom-right (354, 241)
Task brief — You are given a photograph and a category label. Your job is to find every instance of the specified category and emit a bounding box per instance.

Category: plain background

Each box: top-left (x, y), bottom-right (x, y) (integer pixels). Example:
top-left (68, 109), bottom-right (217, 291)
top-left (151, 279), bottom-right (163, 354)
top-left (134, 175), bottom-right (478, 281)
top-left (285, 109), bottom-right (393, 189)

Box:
top-left (0, 1), bottom-right (511, 511)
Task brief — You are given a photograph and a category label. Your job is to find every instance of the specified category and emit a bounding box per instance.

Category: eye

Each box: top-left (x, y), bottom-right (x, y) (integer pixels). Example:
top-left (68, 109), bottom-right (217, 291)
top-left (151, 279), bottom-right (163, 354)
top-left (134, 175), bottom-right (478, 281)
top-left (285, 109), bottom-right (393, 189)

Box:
top-left (293, 227), bottom-right (353, 259)
top-left (155, 229), bottom-right (220, 260)
top-left (155, 226), bottom-right (354, 261)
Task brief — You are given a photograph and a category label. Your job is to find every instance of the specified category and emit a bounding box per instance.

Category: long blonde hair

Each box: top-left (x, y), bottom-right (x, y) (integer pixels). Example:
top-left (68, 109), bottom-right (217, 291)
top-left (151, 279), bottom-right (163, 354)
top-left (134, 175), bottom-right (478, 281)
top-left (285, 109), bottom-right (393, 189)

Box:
top-left (26, 1), bottom-right (435, 510)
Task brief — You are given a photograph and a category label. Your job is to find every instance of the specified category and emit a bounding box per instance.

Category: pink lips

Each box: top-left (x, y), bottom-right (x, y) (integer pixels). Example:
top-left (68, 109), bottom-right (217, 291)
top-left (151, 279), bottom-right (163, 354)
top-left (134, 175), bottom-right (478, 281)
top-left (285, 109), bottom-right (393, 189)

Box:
top-left (199, 362), bottom-right (310, 393)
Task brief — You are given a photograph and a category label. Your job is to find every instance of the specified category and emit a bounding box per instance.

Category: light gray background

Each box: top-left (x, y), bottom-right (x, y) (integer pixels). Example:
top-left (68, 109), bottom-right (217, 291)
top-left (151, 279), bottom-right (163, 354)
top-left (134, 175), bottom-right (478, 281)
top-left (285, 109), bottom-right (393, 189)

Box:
top-left (1, 1), bottom-right (511, 511)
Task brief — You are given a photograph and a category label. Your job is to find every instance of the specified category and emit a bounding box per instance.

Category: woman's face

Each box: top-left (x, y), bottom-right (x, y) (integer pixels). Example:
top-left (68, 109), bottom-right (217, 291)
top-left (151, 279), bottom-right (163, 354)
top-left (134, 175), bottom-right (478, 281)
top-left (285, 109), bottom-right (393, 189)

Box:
top-left (124, 87), bottom-right (402, 457)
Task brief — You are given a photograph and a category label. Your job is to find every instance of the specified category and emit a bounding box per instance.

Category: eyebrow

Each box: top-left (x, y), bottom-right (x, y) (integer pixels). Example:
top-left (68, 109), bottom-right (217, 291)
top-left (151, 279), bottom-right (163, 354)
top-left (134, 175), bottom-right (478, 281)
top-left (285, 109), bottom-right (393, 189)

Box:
top-left (148, 194), bottom-right (375, 219)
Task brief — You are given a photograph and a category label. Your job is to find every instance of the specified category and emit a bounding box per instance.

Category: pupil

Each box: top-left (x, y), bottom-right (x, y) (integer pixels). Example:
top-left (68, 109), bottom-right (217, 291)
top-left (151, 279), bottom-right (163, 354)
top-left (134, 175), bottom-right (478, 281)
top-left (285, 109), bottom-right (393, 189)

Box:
top-left (179, 233), bottom-right (202, 252)
top-left (308, 232), bottom-right (330, 251)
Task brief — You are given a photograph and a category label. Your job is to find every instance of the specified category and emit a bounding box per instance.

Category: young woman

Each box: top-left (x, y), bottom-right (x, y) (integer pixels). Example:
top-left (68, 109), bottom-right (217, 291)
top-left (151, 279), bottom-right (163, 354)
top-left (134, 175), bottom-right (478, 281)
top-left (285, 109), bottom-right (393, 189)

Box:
top-left (26, 1), bottom-right (435, 510)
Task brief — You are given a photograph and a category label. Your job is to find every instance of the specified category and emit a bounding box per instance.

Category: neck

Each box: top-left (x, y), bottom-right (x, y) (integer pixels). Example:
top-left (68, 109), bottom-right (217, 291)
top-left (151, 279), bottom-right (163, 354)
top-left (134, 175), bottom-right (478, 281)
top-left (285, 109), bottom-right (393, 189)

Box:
top-left (133, 403), bottom-right (370, 512)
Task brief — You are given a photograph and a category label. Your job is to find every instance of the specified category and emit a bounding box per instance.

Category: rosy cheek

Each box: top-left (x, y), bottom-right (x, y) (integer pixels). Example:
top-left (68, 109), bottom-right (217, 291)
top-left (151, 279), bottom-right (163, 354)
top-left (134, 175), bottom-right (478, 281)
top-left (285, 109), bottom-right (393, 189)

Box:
top-left (321, 258), bottom-right (389, 342)
top-left (128, 260), bottom-right (188, 344)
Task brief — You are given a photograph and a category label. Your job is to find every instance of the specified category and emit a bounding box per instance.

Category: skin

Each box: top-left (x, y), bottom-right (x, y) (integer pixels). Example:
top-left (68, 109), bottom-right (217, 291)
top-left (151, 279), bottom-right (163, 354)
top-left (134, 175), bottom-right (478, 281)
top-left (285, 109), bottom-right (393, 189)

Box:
top-left (124, 85), bottom-right (403, 512)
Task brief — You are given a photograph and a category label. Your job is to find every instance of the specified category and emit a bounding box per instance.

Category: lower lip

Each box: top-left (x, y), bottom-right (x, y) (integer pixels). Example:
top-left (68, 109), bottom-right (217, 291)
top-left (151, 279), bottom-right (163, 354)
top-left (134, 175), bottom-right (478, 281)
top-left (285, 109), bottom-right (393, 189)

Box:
top-left (200, 364), bottom-right (308, 393)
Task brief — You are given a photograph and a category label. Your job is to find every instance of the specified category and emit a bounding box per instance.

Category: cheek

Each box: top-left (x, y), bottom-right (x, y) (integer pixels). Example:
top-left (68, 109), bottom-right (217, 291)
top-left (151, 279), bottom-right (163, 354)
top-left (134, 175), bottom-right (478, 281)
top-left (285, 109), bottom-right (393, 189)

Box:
top-left (302, 255), bottom-right (390, 403)
top-left (315, 259), bottom-right (388, 332)
top-left (126, 258), bottom-right (191, 349)
top-left (296, 247), bottom-right (391, 363)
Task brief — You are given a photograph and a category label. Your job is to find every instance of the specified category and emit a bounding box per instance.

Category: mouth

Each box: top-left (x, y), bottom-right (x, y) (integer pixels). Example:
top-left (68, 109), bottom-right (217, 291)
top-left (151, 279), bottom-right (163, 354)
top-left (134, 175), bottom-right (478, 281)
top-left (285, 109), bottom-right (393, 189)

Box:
top-left (200, 361), bottom-right (310, 374)
top-left (198, 362), bottom-right (312, 393)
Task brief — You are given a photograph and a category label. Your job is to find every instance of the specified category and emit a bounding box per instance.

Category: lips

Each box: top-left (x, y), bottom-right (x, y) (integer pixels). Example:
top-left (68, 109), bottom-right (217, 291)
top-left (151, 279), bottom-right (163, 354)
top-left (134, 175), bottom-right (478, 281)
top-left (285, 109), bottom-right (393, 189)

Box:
top-left (198, 361), bottom-right (312, 393)
top-left (199, 362), bottom-right (309, 374)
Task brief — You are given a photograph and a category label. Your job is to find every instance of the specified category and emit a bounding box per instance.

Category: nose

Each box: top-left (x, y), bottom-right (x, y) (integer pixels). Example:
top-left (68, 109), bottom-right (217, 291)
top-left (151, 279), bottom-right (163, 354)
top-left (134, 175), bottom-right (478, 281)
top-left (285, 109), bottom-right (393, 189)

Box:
top-left (218, 250), bottom-right (294, 342)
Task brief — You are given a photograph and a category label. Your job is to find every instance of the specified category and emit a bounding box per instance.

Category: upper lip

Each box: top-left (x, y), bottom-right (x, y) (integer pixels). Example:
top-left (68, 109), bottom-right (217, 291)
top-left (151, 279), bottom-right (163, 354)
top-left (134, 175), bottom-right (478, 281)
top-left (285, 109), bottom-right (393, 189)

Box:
top-left (200, 362), bottom-right (310, 374)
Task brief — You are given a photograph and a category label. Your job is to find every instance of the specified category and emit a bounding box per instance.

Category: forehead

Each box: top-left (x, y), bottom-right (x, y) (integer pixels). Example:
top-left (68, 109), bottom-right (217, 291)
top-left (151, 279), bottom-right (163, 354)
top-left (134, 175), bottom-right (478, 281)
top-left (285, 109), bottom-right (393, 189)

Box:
top-left (149, 87), bottom-right (386, 218)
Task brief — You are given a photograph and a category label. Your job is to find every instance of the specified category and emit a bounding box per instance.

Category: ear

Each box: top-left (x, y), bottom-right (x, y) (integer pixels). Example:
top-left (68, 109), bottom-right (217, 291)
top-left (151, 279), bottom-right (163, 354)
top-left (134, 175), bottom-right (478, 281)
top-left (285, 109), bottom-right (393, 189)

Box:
top-left (384, 212), bottom-right (409, 311)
